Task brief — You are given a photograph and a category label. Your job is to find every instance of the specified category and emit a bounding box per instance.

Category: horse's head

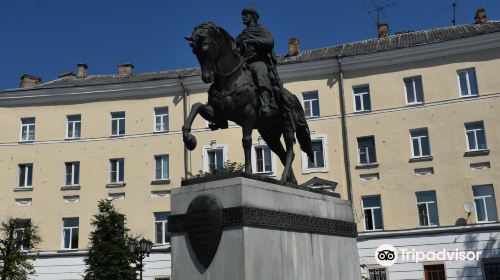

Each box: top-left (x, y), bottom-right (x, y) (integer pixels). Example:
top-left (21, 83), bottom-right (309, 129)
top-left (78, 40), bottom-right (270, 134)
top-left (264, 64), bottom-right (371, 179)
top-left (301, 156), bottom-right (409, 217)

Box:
top-left (185, 22), bottom-right (236, 83)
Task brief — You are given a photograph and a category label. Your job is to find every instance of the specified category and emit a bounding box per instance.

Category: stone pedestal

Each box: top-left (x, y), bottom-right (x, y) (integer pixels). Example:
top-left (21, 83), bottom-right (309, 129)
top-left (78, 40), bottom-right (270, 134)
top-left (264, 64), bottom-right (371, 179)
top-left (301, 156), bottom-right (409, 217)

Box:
top-left (169, 175), bottom-right (360, 280)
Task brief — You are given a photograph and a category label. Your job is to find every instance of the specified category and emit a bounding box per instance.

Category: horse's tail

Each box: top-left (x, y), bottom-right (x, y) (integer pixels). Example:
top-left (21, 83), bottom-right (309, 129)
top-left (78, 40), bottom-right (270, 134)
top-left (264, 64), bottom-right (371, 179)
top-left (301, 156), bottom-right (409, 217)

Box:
top-left (280, 88), bottom-right (315, 162)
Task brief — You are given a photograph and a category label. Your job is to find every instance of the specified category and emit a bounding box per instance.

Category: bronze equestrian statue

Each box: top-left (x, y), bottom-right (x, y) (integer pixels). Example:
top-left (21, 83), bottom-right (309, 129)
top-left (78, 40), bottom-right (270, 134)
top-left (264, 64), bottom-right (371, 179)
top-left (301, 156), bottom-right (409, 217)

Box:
top-left (182, 7), bottom-right (314, 184)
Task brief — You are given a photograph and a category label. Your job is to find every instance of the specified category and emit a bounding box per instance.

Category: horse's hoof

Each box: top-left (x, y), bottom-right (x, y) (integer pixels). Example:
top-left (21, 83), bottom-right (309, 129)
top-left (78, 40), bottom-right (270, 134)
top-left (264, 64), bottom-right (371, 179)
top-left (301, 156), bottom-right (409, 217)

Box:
top-left (184, 134), bottom-right (197, 151)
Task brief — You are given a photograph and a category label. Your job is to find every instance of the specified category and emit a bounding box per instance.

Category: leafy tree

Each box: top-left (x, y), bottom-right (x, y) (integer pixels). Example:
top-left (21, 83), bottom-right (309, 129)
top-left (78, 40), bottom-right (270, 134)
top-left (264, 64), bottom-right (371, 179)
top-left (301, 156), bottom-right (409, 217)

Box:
top-left (83, 199), bottom-right (137, 280)
top-left (185, 160), bottom-right (245, 179)
top-left (0, 218), bottom-right (41, 280)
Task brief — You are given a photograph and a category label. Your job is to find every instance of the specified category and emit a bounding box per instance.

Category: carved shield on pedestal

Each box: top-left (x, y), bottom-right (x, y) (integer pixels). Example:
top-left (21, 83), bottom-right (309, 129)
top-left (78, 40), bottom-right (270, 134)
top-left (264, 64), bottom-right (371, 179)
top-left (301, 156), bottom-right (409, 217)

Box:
top-left (185, 194), bottom-right (223, 269)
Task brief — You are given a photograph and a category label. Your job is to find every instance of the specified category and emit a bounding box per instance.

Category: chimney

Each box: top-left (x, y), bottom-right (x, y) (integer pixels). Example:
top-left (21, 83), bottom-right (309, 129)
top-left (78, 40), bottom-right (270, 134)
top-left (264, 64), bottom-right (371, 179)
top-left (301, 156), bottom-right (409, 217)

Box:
top-left (287, 37), bottom-right (300, 57)
top-left (378, 23), bottom-right (389, 38)
top-left (77, 63), bottom-right (88, 78)
top-left (19, 74), bottom-right (42, 88)
top-left (474, 8), bottom-right (487, 24)
top-left (58, 72), bottom-right (76, 79)
top-left (117, 63), bottom-right (134, 76)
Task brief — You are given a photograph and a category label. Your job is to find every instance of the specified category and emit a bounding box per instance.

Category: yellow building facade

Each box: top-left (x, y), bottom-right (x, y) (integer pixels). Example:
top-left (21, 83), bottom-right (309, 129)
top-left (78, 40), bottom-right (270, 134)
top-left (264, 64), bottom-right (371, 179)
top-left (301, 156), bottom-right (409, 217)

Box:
top-left (0, 22), bottom-right (499, 279)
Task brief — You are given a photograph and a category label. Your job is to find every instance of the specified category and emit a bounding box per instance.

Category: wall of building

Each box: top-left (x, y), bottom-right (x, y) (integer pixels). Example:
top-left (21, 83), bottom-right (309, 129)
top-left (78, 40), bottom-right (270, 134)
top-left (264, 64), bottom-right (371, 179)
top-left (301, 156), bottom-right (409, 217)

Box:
top-left (345, 48), bottom-right (500, 231)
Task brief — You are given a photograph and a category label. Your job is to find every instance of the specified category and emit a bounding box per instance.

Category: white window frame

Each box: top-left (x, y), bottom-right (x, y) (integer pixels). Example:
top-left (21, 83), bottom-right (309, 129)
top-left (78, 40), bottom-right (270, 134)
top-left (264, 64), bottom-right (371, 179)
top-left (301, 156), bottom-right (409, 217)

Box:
top-left (66, 114), bottom-right (81, 139)
top-left (110, 158), bottom-right (125, 183)
top-left (404, 76), bottom-right (424, 105)
top-left (14, 219), bottom-right (31, 251)
top-left (465, 122), bottom-right (487, 151)
top-left (473, 185), bottom-right (498, 223)
top-left (154, 107), bottom-right (169, 133)
top-left (410, 128), bottom-right (431, 158)
top-left (301, 134), bottom-right (328, 173)
top-left (154, 155), bottom-right (169, 180)
top-left (18, 163), bottom-right (33, 188)
top-left (302, 91), bottom-right (320, 118)
top-left (64, 162), bottom-right (80, 186)
top-left (202, 144), bottom-right (227, 172)
top-left (154, 212), bottom-right (170, 245)
top-left (110, 111), bottom-right (125, 136)
top-left (357, 136), bottom-right (377, 165)
top-left (20, 117), bottom-right (35, 142)
top-left (415, 191), bottom-right (439, 227)
top-left (361, 196), bottom-right (383, 231)
top-left (457, 68), bottom-right (479, 97)
top-left (251, 139), bottom-right (275, 175)
top-left (61, 217), bottom-right (79, 250)
top-left (353, 85), bottom-right (371, 112)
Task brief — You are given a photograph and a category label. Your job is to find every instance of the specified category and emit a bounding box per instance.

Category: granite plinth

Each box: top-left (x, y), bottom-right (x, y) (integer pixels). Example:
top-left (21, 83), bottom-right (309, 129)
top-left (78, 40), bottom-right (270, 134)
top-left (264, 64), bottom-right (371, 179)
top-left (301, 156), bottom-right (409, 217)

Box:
top-left (170, 176), bottom-right (361, 280)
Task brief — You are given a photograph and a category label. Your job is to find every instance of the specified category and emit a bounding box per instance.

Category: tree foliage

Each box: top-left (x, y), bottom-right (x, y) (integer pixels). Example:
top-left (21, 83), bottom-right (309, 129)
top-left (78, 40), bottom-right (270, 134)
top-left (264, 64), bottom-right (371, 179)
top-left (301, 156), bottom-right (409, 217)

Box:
top-left (0, 218), bottom-right (41, 280)
top-left (83, 199), bottom-right (137, 280)
top-left (185, 160), bottom-right (245, 179)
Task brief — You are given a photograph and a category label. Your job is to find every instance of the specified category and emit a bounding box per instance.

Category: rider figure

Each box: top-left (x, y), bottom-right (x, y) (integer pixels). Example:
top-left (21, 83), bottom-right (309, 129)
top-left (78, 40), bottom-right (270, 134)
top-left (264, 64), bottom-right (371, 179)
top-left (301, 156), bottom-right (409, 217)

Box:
top-left (236, 7), bottom-right (277, 117)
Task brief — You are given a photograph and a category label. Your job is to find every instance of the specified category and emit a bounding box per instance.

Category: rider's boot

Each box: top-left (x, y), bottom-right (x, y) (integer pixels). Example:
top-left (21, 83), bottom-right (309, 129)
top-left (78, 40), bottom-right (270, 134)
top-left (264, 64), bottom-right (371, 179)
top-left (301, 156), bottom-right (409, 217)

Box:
top-left (259, 89), bottom-right (272, 117)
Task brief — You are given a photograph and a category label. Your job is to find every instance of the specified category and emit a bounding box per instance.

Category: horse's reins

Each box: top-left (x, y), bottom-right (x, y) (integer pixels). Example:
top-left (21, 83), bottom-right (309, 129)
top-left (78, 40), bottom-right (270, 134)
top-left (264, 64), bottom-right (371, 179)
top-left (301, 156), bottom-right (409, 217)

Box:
top-left (210, 38), bottom-right (246, 78)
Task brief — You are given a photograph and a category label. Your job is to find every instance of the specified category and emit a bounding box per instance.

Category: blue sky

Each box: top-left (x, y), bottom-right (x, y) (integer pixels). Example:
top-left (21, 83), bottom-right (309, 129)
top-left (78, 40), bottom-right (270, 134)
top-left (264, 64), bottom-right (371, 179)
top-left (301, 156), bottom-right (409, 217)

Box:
top-left (0, 0), bottom-right (497, 89)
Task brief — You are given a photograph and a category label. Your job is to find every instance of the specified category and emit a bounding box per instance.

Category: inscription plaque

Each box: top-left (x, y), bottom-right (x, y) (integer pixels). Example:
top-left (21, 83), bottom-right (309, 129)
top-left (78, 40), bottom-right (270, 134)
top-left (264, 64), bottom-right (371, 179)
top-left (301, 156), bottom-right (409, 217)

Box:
top-left (185, 194), bottom-right (223, 269)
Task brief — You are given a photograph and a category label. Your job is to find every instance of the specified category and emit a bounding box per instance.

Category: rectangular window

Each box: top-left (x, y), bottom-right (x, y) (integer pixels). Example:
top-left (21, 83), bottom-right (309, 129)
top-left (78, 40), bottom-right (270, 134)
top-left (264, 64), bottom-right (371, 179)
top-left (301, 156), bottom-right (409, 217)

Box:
top-left (154, 107), bottom-right (169, 132)
top-left (473, 185), bottom-right (498, 223)
top-left (458, 68), bottom-right (478, 97)
top-left (14, 219), bottom-right (31, 251)
top-left (358, 136), bottom-right (377, 164)
top-left (18, 164), bottom-right (33, 187)
top-left (362, 196), bottom-right (383, 231)
top-left (353, 85), bottom-right (371, 112)
top-left (66, 115), bottom-right (81, 139)
top-left (465, 121), bottom-right (487, 151)
top-left (424, 264), bottom-right (446, 280)
top-left (62, 217), bottom-right (79, 249)
top-left (207, 149), bottom-right (224, 171)
top-left (368, 268), bottom-right (387, 280)
top-left (111, 112), bottom-right (125, 136)
top-left (110, 159), bottom-right (125, 183)
top-left (308, 140), bottom-right (325, 169)
top-left (20, 118), bottom-right (35, 141)
top-left (416, 191), bottom-right (439, 226)
top-left (484, 262), bottom-right (500, 280)
top-left (155, 155), bottom-right (169, 180)
top-left (410, 128), bottom-right (431, 158)
top-left (65, 162), bottom-right (80, 186)
top-left (154, 212), bottom-right (170, 244)
top-left (255, 146), bottom-right (273, 173)
top-left (404, 76), bottom-right (424, 104)
top-left (302, 91), bottom-right (320, 118)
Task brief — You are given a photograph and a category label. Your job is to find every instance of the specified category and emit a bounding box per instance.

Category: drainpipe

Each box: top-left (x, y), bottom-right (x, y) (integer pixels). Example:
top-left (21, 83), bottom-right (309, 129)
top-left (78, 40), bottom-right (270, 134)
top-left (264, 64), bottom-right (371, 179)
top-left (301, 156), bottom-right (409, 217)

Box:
top-left (178, 75), bottom-right (189, 179)
top-left (336, 56), bottom-right (353, 202)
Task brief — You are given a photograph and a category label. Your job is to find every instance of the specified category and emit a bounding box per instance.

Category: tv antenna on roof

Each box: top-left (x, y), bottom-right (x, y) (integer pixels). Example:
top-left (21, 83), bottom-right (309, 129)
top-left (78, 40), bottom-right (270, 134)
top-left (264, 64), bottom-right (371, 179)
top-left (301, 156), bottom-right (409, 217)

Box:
top-left (369, 1), bottom-right (397, 28)
top-left (451, 0), bottom-right (458, 26)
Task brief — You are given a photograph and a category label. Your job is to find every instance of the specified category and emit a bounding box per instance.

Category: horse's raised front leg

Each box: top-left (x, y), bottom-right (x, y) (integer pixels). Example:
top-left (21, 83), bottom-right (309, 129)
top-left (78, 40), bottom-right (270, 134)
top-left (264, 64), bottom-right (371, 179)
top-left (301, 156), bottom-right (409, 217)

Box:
top-left (182, 102), bottom-right (216, 151)
top-left (242, 125), bottom-right (253, 174)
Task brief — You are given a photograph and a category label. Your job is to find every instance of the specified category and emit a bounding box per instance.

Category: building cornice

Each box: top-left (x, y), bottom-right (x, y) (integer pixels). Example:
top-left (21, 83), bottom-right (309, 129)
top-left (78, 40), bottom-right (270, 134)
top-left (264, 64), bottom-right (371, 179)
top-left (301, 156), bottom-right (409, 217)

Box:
top-left (1, 32), bottom-right (499, 106)
top-left (357, 222), bottom-right (500, 241)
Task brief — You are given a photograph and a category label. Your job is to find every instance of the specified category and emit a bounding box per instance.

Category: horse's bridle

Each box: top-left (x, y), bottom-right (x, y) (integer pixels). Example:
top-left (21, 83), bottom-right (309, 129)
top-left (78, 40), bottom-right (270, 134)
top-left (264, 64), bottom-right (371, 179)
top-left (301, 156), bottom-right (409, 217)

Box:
top-left (206, 38), bottom-right (245, 78)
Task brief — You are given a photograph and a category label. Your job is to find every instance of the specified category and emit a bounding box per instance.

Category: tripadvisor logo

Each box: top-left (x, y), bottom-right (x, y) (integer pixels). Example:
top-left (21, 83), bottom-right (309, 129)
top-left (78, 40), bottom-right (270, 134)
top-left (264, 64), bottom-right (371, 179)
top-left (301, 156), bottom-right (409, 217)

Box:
top-left (375, 244), bottom-right (397, 267)
top-left (375, 244), bottom-right (482, 267)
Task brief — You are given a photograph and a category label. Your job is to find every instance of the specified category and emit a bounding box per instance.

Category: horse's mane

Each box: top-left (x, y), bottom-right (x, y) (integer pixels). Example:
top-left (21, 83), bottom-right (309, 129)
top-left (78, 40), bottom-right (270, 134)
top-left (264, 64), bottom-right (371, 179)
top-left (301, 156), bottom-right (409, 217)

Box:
top-left (192, 22), bottom-right (237, 52)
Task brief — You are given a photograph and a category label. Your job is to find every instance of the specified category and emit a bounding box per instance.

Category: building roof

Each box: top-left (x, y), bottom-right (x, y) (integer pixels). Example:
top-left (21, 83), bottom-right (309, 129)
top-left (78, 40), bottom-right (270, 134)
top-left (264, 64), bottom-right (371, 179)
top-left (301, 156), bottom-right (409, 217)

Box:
top-left (17, 21), bottom-right (500, 90)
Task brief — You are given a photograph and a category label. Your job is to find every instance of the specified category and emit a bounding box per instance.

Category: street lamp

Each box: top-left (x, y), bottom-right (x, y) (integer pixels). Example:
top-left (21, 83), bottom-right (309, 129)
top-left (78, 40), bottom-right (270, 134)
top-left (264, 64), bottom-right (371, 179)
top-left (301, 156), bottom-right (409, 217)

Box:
top-left (128, 238), bottom-right (153, 280)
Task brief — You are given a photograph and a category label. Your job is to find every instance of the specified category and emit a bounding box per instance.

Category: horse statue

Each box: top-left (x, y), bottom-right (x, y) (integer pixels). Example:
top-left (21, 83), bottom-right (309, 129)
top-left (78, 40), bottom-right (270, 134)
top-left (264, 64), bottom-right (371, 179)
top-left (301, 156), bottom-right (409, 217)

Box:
top-left (182, 22), bottom-right (314, 184)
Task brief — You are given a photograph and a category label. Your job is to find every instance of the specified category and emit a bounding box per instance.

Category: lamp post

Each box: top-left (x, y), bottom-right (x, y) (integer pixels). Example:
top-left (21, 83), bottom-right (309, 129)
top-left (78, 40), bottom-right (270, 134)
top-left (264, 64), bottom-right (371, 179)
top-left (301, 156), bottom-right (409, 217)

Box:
top-left (128, 238), bottom-right (153, 280)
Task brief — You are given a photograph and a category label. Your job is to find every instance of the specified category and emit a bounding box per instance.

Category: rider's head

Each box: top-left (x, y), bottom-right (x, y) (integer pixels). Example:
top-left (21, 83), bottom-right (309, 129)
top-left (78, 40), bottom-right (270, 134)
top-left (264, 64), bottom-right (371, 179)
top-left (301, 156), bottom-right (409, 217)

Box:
top-left (242, 7), bottom-right (259, 25)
